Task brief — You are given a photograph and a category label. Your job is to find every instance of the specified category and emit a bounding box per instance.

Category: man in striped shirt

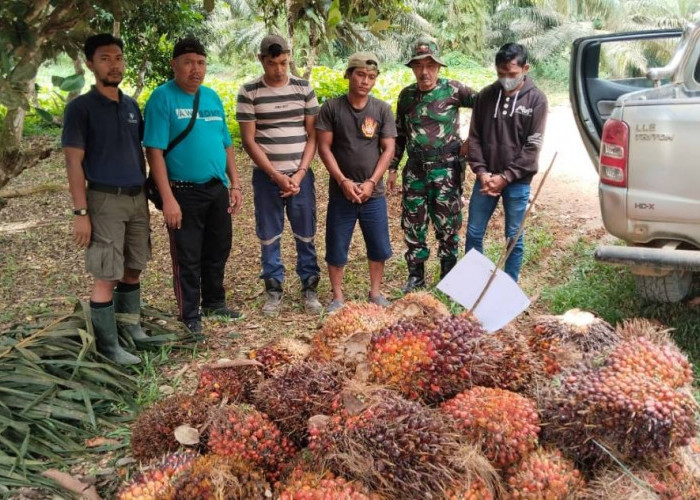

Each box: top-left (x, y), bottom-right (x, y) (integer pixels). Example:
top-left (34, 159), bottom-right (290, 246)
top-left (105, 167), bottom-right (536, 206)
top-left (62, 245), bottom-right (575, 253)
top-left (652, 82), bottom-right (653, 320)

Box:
top-left (236, 35), bottom-right (322, 316)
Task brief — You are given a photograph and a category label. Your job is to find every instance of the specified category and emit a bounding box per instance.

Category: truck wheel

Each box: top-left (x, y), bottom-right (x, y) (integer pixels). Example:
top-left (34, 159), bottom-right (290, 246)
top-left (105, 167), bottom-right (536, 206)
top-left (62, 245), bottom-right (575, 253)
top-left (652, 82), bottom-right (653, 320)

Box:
top-left (634, 271), bottom-right (692, 303)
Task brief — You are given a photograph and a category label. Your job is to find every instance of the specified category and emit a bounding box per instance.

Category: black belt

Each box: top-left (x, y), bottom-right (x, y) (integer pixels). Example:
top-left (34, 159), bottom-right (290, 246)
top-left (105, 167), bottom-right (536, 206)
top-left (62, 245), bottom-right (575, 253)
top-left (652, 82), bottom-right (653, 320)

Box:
top-left (169, 178), bottom-right (221, 189)
top-left (407, 141), bottom-right (461, 163)
top-left (88, 182), bottom-right (143, 196)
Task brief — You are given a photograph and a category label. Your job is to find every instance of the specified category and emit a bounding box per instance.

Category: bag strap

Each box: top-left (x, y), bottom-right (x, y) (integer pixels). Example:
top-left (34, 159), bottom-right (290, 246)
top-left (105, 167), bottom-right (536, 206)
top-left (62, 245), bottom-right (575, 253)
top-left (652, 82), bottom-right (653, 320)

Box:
top-left (164, 88), bottom-right (201, 157)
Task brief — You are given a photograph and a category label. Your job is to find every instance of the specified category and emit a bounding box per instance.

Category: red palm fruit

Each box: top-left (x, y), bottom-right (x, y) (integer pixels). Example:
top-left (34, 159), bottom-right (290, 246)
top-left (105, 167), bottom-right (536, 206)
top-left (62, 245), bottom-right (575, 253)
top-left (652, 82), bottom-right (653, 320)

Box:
top-left (505, 448), bottom-right (584, 500)
top-left (207, 405), bottom-right (297, 483)
top-left (441, 387), bottom-right (540, 469)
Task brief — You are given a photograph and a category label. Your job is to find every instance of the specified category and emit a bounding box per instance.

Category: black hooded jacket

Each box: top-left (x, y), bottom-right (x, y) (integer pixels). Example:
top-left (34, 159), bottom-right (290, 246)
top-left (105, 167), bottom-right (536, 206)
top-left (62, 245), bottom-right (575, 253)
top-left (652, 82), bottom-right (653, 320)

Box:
top-left (467, 76), bottom-right (547, 184)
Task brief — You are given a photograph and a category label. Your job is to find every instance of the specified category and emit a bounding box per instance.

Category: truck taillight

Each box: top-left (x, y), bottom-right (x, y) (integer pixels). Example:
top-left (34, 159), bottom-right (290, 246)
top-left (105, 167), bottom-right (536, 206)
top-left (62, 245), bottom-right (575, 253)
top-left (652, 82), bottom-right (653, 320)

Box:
top-left (599, 118), bottom-right (629, 187)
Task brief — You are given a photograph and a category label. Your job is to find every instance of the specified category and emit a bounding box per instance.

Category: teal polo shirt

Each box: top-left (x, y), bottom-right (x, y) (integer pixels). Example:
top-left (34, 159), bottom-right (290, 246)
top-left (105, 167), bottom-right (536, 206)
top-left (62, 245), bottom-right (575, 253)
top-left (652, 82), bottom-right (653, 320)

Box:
top-left (143, 80), bottom-right (232, 186)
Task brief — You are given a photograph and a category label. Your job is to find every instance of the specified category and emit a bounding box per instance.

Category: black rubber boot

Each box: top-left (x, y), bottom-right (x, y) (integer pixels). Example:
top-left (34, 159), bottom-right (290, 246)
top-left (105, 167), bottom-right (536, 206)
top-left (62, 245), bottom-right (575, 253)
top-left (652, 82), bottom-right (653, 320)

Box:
top-left (402, 263), bottom-right (425, 294)
top-left (113, 288), bottom-right (150, 341)
top-left (440, 256), bottom-right (458, 279)
top-left (262, 278), bottom-right (283, 317)
top-left (301, 275), bottom-right (322, 314)
top-left (91, 304), bottom-right (141, 365)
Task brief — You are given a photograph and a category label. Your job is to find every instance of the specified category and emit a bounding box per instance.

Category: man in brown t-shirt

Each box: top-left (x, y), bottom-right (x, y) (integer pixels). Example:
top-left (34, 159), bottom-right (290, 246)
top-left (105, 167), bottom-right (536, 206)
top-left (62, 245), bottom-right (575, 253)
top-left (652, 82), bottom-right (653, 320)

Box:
top-left (316, 52), bottom-right (397, 313)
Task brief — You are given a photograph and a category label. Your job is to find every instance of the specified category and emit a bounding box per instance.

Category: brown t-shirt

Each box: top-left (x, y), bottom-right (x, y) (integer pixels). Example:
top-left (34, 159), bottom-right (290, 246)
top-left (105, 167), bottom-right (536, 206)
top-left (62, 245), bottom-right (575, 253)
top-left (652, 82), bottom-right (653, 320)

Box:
top-left (316, 95), bottom-right (397, 198)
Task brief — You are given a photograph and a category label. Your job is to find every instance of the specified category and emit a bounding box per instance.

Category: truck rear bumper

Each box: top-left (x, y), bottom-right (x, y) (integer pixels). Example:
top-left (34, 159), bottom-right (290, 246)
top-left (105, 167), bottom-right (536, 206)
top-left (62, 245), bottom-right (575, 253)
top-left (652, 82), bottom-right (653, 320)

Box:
top-left (594, 245), bottom-right (700, 273)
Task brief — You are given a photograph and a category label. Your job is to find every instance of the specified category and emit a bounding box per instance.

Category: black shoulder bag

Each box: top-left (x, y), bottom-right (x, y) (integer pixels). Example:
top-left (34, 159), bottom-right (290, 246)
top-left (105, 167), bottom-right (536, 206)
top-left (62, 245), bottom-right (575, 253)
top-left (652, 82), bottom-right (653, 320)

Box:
top-left (145, 89), bottom-right (201, 210)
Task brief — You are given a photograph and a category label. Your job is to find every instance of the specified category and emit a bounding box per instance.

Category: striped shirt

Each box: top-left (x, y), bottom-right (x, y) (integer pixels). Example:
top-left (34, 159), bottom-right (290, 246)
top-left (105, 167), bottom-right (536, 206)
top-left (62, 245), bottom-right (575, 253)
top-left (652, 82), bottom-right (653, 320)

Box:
top-left (236, 76), bottom-right (319, 172)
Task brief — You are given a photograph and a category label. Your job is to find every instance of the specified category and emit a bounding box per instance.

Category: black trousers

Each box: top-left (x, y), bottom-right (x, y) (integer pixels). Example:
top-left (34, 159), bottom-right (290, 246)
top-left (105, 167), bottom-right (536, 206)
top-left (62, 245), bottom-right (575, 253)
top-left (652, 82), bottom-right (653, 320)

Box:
top-left (167, 181), bottom-right (232, 322)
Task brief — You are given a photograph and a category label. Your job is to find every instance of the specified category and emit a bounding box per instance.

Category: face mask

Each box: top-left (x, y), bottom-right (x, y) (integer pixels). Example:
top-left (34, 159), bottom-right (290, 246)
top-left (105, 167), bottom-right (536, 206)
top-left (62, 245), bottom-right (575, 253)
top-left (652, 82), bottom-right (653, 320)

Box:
top-left (499, 74), bottom-right (524, 92)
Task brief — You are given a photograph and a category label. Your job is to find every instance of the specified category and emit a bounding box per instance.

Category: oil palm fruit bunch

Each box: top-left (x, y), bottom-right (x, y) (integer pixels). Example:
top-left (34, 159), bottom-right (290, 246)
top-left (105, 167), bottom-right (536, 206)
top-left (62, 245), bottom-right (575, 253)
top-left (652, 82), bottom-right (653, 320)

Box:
top-left (311, 303), bottom-right (390, 361)
top-left (196, 364), bottom-right (252, 402)
top-left (581, 456), bottom-right (700, 500)
top-left (443, 477), bottom-right (496, 500)
top-left (131, 394), bottom-right (213, 461)
top-left (368, 316), bottom-right (507, 403)
top-left (542, 359), bottom-right (697, 464)
top-left (309, 387), bottom-right (490, 499)
top-left (207, 405), bottom-right (297, 483)
top-left (117, 451), bottom-right (196, 499)
top-left (253, 361), bottom-right (345, 446)
top-left (605, 336), bottom-right (693, 389)
top-left (163, 454), bottom-right (271, 499)
top-left (248, 343), bottom-right (294, 377)
top-left (529, 309), bottom-right (619, 375)
top-left (441, 387), bottom-right (540, 469)
top-left (505, 448), bottom-right (583, 500)
top-left (277, 467), bottom-right (381, 500)
top-left (489, 327), bottom-right (541, 393)
top-left (387, 291), bottom-right (450, 325)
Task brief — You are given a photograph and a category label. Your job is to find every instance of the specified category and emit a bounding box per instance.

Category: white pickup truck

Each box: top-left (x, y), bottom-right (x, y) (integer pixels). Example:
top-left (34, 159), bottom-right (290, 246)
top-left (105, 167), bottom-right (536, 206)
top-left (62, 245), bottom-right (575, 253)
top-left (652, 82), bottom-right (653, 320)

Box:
top-left (570, 24), bottom-right (700, 302)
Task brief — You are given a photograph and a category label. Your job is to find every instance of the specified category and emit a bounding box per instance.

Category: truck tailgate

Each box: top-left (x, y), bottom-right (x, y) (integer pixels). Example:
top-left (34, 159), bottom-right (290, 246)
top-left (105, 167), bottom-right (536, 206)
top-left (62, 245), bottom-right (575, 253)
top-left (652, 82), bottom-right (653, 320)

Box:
top-left (625, 101), bottom-right (700, 233)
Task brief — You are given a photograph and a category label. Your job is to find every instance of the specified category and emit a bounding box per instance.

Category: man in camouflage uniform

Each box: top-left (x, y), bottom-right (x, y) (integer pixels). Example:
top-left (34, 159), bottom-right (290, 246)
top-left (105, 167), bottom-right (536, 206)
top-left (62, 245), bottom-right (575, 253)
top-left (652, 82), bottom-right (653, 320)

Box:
top-left (388, 35), bottom-right (475, 293)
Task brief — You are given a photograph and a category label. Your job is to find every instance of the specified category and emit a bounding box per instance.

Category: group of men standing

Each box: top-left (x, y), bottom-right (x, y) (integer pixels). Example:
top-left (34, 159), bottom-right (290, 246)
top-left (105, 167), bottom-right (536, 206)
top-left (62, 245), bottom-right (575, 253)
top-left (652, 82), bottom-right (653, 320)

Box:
top-left (63, 32), bottom-right (547, 364)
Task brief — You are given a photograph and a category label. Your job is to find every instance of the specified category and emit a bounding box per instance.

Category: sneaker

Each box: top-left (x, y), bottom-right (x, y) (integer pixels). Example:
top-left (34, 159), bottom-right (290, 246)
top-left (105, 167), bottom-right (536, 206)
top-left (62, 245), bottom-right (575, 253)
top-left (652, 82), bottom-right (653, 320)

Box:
top-left (202, 305), bottom-right (242, 319)
top-left (185, 319), bottom-right (202, 334)
top-left (369, 293), bottom-right (391, 307)
top-left (325, 299), bottom-right (345, 314)
top-left (303, 289), bottom-right (323, 314)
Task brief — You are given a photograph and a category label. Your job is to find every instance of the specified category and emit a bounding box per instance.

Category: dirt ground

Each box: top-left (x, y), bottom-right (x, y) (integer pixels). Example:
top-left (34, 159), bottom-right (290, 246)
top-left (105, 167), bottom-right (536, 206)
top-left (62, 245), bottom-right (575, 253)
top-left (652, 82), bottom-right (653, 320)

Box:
top-left (0, 104), bottom-right (605, 355)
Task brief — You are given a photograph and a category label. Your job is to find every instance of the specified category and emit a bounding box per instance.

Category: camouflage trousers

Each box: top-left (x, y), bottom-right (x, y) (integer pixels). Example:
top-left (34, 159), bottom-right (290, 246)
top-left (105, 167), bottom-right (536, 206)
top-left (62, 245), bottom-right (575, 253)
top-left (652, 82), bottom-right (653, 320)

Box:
top-left (401, 159), bottom-right (463, 265)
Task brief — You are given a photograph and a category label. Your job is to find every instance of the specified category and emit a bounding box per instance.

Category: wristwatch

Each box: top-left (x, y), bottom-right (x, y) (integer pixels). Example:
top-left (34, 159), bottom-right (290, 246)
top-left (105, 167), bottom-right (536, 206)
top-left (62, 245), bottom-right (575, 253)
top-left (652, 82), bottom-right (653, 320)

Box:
top-left (73, 208), bottom-right (88, 216)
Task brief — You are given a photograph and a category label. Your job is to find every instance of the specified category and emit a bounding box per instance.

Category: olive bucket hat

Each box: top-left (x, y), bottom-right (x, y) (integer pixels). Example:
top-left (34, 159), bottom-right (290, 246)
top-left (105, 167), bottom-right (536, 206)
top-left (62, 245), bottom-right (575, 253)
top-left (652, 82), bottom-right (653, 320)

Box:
top-left (405, 35), bottom-right (447, 67)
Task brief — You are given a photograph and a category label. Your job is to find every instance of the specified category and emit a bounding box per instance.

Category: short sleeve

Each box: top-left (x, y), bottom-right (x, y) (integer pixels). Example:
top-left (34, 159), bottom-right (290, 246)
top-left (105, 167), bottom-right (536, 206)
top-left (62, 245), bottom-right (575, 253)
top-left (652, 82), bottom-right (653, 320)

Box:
top-left (380, 103), bottom-right (397, 138)
top-left (235, 86), bottom-right (256, 122)
top-left (61, 99), bottom-right (88, 149)
top-left (305, 86), bottom-right (320, 115)
top-left (456, 81), bottom-right (476, 108)
top-left (314, 100), bottom-right (334, 131)
top-left (142, 88), bottom-right (170, 150)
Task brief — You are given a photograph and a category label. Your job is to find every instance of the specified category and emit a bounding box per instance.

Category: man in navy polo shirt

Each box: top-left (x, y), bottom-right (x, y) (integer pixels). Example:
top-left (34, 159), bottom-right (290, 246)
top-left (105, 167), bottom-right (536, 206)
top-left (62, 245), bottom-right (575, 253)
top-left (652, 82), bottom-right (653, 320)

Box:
top-left (63, 33), bottom-right (150, 365)
top-left (144, 37), bottom-right (243, 333)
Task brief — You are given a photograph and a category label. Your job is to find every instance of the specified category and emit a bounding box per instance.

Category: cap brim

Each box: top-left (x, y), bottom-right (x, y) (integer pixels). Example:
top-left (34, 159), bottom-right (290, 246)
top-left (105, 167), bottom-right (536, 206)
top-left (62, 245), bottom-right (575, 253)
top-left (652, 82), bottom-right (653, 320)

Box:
top-left (405, 54), bottom-right (447, 67)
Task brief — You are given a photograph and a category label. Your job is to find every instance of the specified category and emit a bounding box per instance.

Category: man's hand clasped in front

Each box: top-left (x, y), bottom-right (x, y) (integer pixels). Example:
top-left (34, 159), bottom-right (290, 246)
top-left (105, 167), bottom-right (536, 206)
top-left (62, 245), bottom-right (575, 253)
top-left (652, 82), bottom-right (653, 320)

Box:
top-left (479, 172), bottom-right (507, 197)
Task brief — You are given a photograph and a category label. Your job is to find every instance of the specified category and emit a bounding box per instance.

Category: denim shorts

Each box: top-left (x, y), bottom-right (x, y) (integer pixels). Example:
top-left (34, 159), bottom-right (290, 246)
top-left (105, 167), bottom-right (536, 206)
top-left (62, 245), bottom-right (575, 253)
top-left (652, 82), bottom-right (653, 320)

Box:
top-left (325, 193), bottom-right (392, 266)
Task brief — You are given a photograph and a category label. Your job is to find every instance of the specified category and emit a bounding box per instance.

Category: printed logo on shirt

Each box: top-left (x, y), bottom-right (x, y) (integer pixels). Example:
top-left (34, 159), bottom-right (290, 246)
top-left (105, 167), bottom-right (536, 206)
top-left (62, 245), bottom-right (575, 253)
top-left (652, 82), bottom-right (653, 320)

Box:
top-left (514, 105), bottom-right (533, 116)
top-left (127, 112), bottom-right (138, 124)
top-left (361, 116), bottom-right (378, 138)
top-left (175, 109), bottom-right (224, 122)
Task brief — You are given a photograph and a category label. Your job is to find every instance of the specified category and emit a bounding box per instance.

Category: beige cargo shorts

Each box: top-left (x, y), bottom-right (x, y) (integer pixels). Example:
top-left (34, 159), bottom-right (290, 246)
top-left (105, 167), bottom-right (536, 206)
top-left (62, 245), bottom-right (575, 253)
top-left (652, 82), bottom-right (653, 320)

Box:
top-left (86, 189), bottom-right (151, 281)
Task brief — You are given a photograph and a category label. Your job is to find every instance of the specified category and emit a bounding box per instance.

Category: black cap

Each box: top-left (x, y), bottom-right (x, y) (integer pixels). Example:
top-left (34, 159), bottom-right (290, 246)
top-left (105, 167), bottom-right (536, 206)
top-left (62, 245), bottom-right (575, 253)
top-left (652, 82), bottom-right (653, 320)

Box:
top-left (173, 37), bottom-right (207, 59)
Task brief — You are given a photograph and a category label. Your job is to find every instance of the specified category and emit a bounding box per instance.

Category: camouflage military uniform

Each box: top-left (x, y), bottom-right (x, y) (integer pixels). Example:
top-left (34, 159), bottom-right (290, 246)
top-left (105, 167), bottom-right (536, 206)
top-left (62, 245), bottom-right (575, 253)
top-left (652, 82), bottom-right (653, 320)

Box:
top-left (391, 77), bottom-right (475, 266)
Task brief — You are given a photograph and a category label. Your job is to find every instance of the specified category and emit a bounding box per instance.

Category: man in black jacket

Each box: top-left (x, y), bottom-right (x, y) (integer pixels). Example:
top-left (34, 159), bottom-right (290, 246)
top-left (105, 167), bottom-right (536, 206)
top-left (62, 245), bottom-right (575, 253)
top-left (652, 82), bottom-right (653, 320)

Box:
top-left (465, 43), bottom-right (548, 282)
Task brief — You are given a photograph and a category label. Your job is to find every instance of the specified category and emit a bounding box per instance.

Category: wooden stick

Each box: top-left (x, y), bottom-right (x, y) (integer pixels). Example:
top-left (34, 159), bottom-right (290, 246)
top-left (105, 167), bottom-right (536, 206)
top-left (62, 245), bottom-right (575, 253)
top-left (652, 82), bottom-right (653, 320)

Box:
top-left (468, 152), bottom-right (558, 316)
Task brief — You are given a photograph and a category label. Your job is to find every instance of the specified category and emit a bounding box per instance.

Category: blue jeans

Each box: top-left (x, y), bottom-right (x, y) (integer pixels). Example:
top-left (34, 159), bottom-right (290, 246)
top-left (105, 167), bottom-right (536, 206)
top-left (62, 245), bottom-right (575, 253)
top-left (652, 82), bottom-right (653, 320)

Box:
top-left (325, 193), bottom-right (392, 267)
top-left (465, 180), bottom-right (530, 282)
top-left (252, 168), bottom-right (320, 283)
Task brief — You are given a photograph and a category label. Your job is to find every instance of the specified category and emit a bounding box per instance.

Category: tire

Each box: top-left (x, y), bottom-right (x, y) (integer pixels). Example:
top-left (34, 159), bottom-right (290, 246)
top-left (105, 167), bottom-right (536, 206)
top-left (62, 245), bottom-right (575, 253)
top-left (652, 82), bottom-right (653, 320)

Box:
top-left (634, 271), bottom-right (692, 303)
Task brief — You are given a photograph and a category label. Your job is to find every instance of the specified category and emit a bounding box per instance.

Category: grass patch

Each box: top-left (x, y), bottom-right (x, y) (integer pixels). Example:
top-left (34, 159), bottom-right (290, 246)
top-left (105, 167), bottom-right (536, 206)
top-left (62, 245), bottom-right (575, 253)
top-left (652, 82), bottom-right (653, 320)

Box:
top-left (542, 238), bottom-right (700, 377)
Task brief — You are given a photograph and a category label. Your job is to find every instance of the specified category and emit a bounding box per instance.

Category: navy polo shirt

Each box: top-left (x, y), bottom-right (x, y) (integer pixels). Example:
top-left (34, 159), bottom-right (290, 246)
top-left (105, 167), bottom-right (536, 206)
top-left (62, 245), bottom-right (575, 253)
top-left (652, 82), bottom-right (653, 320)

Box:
top-left (62, 86), bottom-right (145, 187)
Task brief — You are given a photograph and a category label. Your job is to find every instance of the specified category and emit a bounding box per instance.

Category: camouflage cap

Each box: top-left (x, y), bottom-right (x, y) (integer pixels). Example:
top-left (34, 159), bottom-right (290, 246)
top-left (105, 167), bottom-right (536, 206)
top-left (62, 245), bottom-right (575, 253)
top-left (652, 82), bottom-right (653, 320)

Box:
top-left (405, 35), bottom-right (446, 67)
top-left (346, 51), bottom-right (380, 74)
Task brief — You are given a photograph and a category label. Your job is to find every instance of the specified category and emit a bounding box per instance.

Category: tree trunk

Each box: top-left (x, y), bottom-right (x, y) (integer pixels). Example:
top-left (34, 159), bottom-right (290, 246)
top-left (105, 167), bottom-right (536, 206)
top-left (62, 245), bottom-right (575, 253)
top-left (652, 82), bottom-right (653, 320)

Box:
top-left (302, 26), bottom-right (320, 80)
top-left (286, 0), bottom-right (301, 77)
top-left (113, 20), bottom-right (121, 37)
top-left (67, 57), bottom-right (84, 102)
top-left (131, 55), bottom-right (148, 100)
top-left (0, 80), bottom-right (52, 193)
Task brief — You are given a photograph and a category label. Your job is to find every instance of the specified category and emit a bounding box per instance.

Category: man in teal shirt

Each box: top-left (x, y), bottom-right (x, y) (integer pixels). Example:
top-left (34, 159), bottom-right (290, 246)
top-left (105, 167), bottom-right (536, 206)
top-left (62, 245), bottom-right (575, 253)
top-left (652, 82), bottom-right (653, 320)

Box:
top-left (144, 37), bottom-right (243, 333)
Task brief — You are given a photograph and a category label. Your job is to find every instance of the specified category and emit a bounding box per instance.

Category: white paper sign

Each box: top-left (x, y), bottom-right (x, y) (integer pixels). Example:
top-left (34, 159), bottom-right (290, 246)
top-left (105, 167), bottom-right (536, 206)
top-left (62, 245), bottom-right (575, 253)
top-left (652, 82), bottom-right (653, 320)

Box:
top-left (436, 249), bottom-right (530, 332)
